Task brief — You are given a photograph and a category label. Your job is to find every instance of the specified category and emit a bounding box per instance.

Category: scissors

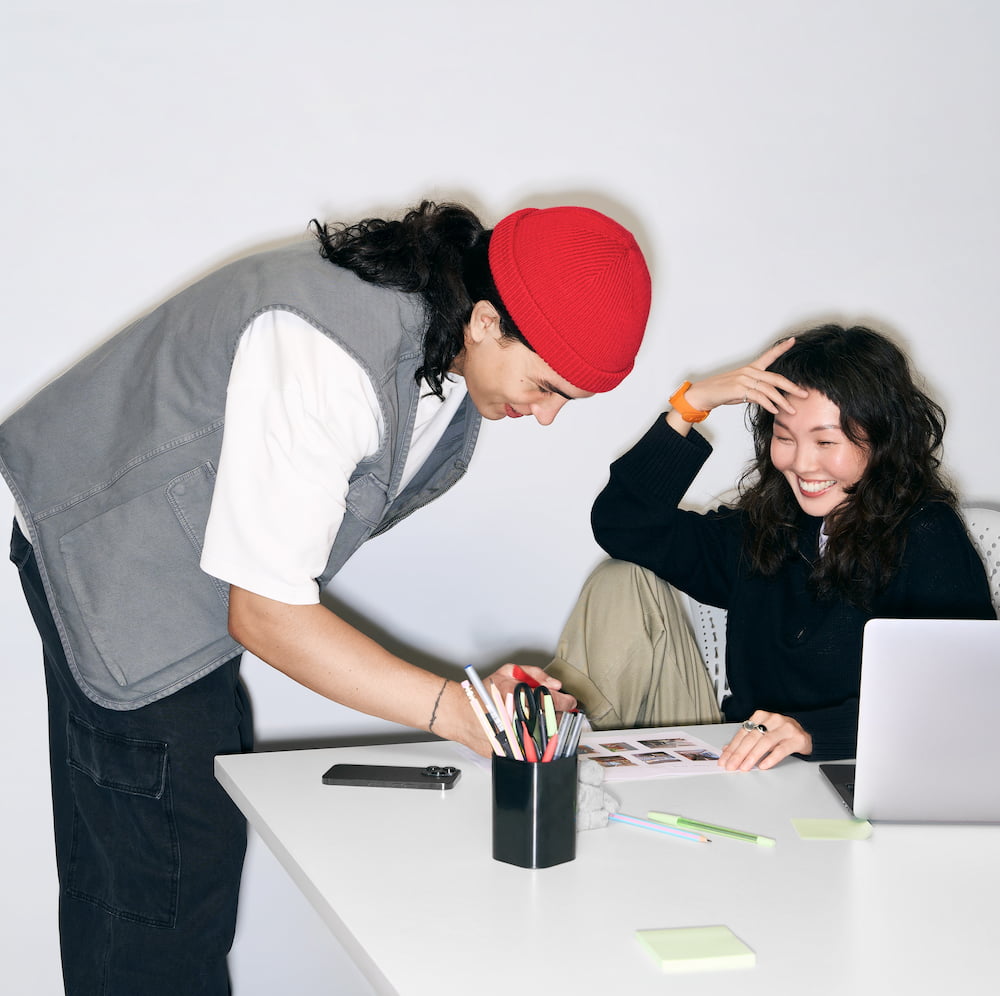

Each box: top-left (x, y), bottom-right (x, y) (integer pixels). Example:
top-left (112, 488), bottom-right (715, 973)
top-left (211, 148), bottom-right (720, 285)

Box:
top-left (514, 683), bottom-right (555, 760)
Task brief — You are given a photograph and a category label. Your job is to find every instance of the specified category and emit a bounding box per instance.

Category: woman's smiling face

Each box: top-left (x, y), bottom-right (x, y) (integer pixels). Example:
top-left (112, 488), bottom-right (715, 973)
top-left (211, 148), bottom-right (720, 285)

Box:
top-left (769, 390), bottom-right (869, 519)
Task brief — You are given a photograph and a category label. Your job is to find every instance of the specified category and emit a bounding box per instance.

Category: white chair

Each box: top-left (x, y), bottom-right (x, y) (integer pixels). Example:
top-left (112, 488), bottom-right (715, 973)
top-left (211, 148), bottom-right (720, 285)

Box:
top-left (687, 504), bottom-right (1000, 706)
top-left (960, 505), bottom-right (1000, 614)
top-left (686, 596), bottom-right (730, 706)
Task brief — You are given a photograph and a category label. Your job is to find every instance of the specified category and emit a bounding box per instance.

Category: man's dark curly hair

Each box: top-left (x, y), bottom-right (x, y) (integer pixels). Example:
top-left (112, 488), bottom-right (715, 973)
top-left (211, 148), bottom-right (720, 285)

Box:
top-left (311, 201), bottom-right (529, 398)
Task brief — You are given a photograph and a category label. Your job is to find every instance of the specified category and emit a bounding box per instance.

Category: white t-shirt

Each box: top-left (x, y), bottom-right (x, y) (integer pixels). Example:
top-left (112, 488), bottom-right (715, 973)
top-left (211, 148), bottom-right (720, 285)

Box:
top-left (200, 309), bottom-right (466, 604)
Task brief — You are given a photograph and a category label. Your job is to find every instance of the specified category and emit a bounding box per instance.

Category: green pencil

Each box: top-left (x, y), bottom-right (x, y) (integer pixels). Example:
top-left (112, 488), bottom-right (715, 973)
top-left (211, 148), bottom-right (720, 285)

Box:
top-left (647, 811), bottom-right (776, 847)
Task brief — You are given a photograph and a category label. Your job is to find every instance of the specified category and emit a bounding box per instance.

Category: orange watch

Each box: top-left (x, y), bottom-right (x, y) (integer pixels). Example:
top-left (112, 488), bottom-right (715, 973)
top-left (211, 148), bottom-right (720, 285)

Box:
top-left (669, 381), bottom-right (709, 423)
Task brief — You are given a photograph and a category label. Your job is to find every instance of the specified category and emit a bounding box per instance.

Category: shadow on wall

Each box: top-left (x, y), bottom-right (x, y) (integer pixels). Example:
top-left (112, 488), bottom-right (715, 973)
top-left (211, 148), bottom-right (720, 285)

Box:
top-left (248, 589), bottom-right (552, 752)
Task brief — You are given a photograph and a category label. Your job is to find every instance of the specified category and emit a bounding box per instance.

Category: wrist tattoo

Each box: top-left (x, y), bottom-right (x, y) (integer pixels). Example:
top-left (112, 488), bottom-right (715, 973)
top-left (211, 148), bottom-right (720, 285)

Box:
top-left (428, 677), bottom-right (449, 733)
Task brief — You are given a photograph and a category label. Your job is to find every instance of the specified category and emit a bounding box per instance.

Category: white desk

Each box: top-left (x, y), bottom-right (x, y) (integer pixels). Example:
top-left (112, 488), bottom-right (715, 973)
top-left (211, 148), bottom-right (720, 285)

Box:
top-left (216, 726), bottom-right (999, 995)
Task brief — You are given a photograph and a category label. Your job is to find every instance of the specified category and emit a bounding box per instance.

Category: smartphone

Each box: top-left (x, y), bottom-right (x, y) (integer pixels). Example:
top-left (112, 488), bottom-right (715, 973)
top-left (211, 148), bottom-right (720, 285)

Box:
top-left (321, 763), bottom-right (461, 790)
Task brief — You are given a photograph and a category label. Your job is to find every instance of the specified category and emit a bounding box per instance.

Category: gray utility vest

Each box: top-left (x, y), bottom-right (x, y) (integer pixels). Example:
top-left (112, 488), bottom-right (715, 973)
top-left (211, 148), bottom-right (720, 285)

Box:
top-left (0, 241), bottom-right (481, 709)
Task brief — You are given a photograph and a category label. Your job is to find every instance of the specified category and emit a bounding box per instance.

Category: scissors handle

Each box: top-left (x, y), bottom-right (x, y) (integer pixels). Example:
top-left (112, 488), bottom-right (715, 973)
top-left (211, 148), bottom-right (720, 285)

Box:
top-left (514, 683), bottom-right (541, 757)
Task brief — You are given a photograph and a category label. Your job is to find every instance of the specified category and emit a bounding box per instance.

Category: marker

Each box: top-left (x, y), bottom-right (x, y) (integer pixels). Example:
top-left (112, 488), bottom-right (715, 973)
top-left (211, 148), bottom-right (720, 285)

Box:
top-left (542, 692), bottom-right (558, 739)
top-left (464, 665), bottom-right (498, 719)
top-left (511, 665), bottom-right (541, 689)
top-left (540, 732), bottom-right (559, 763)
top-left (520, 722), bottom-right (538, 762)
top-left (535, 688), bottom-right (550, 753)
top-left (647, 812), bottom-right (776, 847)
top-left (609, 812), bottom-right (709, 843)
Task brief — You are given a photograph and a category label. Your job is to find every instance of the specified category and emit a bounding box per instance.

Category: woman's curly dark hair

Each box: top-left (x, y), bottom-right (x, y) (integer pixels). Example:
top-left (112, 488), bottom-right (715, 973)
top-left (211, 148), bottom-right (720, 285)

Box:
top-left (310, 201), bottom-right (530, 397)
top-left (738, 324), bottom-right (955, 606)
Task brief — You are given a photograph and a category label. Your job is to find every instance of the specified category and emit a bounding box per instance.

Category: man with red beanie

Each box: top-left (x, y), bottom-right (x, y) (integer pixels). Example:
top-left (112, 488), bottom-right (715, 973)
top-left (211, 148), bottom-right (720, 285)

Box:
top-left (1, 199), bottom-right (650, 995)
top-left (487, 205), bottom-right (650, 393)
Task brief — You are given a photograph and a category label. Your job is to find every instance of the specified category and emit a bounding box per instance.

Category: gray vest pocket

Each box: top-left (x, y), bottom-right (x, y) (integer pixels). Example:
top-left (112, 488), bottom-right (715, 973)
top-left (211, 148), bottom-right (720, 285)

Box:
top-left (59, 463), bottom-right (231, 689)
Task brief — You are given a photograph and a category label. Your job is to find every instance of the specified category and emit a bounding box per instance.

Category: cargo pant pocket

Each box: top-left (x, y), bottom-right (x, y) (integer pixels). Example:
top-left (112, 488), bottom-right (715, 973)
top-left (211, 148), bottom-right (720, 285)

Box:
top-left (65, 713), bottom-right (179, 927)
top-left (9, 518), bottom-right (32, 569)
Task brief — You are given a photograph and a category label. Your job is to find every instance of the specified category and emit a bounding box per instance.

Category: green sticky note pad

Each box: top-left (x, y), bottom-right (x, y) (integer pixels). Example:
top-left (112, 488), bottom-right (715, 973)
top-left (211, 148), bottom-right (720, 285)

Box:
top-left (636, 925), bottom-right (755, 973)
top-left (792, 818), bottom-right (873, 840)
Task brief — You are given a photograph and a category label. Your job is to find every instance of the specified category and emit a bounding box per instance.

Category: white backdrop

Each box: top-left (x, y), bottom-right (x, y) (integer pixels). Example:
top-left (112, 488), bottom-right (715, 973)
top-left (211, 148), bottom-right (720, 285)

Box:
top-left (3, 2), bottom-right (999, 993)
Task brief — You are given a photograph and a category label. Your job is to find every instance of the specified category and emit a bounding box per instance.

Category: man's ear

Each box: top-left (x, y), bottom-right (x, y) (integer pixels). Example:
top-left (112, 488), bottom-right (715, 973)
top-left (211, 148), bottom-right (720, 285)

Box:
top-left (467, 300), bottom-right (502, 344)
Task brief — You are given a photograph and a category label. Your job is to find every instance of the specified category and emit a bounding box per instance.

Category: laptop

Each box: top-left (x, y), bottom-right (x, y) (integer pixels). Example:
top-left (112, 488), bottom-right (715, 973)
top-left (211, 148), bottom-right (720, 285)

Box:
top-left (820, 617), bottom-right (1000, 823)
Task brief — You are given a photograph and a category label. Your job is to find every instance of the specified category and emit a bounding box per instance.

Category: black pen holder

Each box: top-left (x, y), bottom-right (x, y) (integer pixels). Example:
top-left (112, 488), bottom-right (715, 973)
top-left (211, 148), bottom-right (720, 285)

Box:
top-left (492, 755), bottom-right (577, 869)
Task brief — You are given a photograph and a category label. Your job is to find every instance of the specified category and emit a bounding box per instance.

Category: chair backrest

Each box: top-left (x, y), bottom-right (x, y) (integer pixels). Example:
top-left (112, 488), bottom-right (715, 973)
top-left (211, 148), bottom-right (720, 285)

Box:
top-left (960, 506), bottom-right (1000, 615)
top-left (686, 596), bottom-right (730, 705)
top-left (688, 503), bottom-right (1000, 705)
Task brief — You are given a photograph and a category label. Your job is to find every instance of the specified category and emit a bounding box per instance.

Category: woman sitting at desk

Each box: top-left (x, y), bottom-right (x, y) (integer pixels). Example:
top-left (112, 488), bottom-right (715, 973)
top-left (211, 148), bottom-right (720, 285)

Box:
top-left (547, 325), bottom-right (995, 770)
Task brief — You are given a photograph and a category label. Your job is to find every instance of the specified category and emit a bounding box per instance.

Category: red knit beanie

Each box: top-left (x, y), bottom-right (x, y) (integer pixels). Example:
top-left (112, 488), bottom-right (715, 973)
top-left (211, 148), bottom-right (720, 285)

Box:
top-left (488, 206), bottom-right (651, 393)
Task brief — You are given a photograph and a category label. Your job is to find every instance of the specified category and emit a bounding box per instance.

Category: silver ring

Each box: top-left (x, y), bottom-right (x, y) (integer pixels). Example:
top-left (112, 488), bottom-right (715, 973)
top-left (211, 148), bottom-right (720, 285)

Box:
top-left (741, 720), bottom-right (758, 731)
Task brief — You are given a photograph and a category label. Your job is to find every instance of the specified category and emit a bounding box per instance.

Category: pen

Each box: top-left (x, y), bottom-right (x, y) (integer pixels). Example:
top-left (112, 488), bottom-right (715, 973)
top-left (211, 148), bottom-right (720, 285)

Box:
top-left (557, 711), bottom-right (583, 758)
top-left (463, 665), bottom-right (515, 758)
top-left (461, 681), bottom-right (502, 756)
top-left (489, 681), bottom-right (524, 761)
top-left (553, 711), bottom-right (574, 758)
top-left (609, 812), bottom-right (709, 843)
top-left (647, 812), bottom-right (776, 847)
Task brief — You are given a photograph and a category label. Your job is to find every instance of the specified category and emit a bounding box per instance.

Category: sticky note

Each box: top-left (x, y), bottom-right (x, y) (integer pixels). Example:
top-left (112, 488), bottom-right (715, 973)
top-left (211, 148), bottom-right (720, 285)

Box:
top-left (636, 925), bottom-right (755, 973)
top-left (792, 817), bottom-right (873, 840)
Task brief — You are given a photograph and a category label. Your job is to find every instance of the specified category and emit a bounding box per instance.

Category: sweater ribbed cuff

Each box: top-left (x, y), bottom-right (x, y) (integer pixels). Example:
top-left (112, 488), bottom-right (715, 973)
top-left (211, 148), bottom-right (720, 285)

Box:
top-left (609, 415), bottom-right (712, 503)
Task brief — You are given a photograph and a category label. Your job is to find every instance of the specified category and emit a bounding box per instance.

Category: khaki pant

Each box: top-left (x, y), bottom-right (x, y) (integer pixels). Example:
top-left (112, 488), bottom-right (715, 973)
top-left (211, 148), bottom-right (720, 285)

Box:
top-left (547, 560), bottom-right (723, 731)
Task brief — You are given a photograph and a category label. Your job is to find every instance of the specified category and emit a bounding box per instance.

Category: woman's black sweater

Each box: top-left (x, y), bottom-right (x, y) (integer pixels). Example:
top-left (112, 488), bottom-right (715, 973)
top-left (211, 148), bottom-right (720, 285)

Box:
top-left (591, 417), bottom-right (995, 760)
